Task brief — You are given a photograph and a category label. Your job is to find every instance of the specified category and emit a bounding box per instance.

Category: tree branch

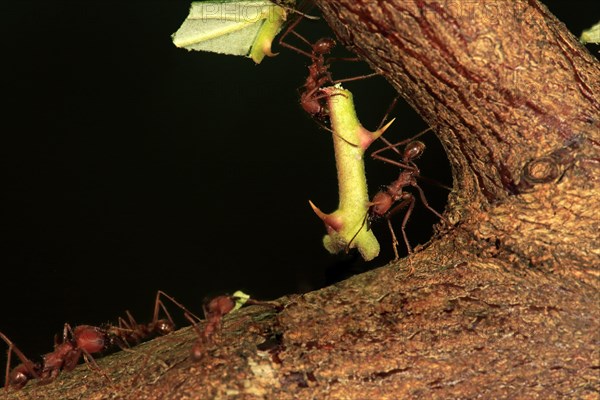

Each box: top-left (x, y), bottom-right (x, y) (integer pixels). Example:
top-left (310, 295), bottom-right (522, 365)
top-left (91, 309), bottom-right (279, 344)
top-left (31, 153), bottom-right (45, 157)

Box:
top-left (317, 0), bottom-right (600, 281)
top-left (4, 1), bottom-right (598, 398)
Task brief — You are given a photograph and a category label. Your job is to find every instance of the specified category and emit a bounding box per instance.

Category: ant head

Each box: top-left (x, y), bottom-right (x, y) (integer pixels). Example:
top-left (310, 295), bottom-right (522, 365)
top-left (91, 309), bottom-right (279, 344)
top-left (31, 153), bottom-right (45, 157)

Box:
top-left (9, 363), bottom-right (40, 389)
top-left (9, 369), bottom-right (30, 390)
top-left (204, 295), bottom-right (236, 317)
top-left (403, 141), bottom-right (426, 162)
top-left (154, 319), bottom-right (175, 336)
top-left (314, 37), bottom-right (336, 55)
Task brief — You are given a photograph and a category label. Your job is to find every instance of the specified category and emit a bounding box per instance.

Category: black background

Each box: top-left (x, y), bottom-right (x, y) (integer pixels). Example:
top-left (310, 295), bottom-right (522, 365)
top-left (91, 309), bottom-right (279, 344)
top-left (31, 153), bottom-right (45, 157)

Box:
top-left (1, 0), bottom-right (598, 377)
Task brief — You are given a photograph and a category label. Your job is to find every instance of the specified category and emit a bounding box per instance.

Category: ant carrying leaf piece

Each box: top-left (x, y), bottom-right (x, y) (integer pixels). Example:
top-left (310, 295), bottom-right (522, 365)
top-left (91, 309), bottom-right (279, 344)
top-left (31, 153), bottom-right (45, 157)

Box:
top-left (309, 84), bottom-right (394, 261)
top-left (172, 0), bottom-right (294, 64)
top-left (187, 291), bottom-right (280, 360)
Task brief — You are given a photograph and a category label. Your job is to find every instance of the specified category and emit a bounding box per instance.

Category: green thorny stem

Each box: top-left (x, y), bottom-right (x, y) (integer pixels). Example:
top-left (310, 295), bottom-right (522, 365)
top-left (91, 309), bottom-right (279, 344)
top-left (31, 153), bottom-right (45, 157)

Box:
top-left (310, 85), bottom-right (394, 261)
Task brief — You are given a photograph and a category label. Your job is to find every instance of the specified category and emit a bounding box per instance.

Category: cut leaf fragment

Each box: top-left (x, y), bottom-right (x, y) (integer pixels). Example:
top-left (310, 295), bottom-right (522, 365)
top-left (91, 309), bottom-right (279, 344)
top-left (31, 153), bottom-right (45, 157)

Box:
top-left (580, 21), bottom-right (600, 45)
top-left (232, 290), bottom-right (251, 311)
top-left (172, 1), bottom-right (291, 64)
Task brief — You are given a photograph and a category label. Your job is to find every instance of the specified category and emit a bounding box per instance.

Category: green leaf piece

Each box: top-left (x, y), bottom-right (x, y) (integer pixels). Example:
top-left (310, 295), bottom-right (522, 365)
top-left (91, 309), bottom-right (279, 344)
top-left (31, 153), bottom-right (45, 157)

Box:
top-left (580, 21), bottom-right (600, 45)
top-left (232, 290), bottom-right (251, 311)
top-left (172, 1), bottom-right (291, 64)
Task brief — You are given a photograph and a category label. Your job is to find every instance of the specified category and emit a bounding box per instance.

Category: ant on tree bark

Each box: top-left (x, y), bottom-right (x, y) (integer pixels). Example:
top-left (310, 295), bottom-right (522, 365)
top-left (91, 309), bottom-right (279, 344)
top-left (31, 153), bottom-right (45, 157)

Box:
top-left (153, 291), bottom-right (280, 361)
top-left (348, 126), bottom-right (453, 261)
top-left (0, 324), bottom-right (108, 390)
top-left (0, 291), bottom-right (177, 390)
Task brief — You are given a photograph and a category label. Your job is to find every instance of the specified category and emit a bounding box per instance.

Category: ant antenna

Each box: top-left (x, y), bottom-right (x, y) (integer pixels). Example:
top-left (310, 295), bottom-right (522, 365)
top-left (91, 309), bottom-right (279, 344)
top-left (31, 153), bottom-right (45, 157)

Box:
top-left (344, 211), bottom-right (370, 253)
top-left (274, 0), bottom-right (319, 21)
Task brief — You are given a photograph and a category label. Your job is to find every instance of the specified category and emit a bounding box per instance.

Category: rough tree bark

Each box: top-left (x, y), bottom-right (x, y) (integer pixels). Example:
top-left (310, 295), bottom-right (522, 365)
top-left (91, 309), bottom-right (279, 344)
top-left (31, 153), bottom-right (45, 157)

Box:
top-left (5, 1), bottom-right (598, 399)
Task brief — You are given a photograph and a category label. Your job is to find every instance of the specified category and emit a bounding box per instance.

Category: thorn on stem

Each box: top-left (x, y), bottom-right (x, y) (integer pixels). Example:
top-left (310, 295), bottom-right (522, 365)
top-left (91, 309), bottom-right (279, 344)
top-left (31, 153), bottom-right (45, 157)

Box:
top-left (309, 200), bottom-right (343, 233)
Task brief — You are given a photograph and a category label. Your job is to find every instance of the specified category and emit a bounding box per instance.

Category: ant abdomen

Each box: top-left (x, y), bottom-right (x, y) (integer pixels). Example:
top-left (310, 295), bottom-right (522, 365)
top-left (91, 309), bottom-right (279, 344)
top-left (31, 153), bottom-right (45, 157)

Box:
top-left (74, 325), bottom-right (106, 354)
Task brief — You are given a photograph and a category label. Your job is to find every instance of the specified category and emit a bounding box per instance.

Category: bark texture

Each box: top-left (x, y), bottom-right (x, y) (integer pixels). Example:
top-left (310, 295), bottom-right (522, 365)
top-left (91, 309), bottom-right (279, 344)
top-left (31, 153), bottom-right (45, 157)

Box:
top-left (4, 1), bottom-right (599, 399)
top-left (319, 0), bottom-right (599, 279)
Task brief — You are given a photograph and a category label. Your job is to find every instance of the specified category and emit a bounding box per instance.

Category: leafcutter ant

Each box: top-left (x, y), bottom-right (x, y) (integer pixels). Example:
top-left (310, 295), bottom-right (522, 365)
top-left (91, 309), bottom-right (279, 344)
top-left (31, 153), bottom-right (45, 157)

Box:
top-left (277, 15), bottom-right (379, 126)
top-left (0, 324), bottom-right (107, 390)
top-left (347, 127), bottom-right (452, 261)
top-left (0, 291), bottom-right (176, 390)
top-left (106, 290), bottom-right (176, 348)
top-left (152, 291), bottom-right (279, 361)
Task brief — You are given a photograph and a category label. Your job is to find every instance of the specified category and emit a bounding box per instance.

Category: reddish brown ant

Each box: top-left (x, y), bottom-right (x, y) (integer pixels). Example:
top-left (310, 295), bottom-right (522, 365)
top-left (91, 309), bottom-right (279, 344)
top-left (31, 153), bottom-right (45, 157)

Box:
top-left (347, 127), bottom-right (452, 260)
top-left (0, 291), bottom-right (177, 390)
top-left (280, 34), bottom-right (336, 119)
top-left (0, 324), bottom-right (107, 390)
top-left (278, 16), bottom-right (378, 126)
top-left (187, 295), bottom-right (238, 360)
top-left (151, 291), bottom-right (280, 361)
top-left (191, 294), bottom-right (281, 360)
top-left (146, 292), bottom-right (231, 361)
top-left (107, 290), bottom-right (176, 347)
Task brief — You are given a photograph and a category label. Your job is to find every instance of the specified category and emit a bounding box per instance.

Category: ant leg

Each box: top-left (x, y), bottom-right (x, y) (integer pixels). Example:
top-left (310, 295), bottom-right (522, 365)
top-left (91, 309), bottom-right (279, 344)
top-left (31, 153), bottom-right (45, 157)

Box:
top-left (313, 118), bottom-right (358, 147)
top-left (301, 75), bottom-right (336, 102)
top-left (386, 218), bottom-right (401, 260)
top-left (395, 201), bottom-right (416, 277)
top-left (333, 72), bottom-right (380, 84)
top-left (277, 13), bottom-right (314, 57)
top-left (2, 335), bottom-right (10, 391)
top-left (155, 290), bottom-right (202, 324)
top-left (116, 315), bottom-right (132, 331)
top-left (123, 311), bottom-right (139, 332)
top-left (399, 195), bottom-right (416, 255)
top-left (327, 56), bottom-right (362, 63)
top-left (186, 310), bottom-right (209, 361)
top-left (153, 291), bottom-right (176, 328)
top-left (345, 212), bottom-right (369, 253)
top-left (385, 195), bottom-right (415, 257)
top-left (78, 348), bottom-right (114, 388)
top-left (183, 312), bottom-right (202, 332)
top-left (411, 183), bottom-right (452, 227)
